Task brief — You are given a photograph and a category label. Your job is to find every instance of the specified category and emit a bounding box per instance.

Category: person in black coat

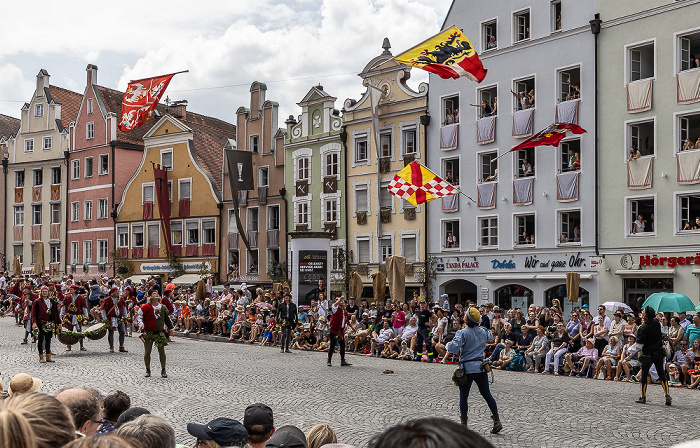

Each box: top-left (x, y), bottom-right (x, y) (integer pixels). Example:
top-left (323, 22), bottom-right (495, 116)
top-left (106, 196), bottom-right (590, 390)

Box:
top-left (277, 292), bottom-right (297, 353)
top-left (635, 306), bottom-right (671, 405)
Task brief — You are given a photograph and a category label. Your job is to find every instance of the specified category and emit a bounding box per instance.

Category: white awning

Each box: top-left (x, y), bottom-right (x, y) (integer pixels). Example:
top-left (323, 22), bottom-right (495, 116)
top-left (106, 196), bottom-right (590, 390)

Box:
top-left (125, 275), bottom-right (151, 283)
top-left (615, 269), bottom-right (676, 277)
top-left (171, 273), bottom-right (204, 286)
top-left (535, 273), bottom-right (595, 280)
top-left (692, 269), bottom-right (700, 276)
top-left (484, 274), bottom-right (536, 281)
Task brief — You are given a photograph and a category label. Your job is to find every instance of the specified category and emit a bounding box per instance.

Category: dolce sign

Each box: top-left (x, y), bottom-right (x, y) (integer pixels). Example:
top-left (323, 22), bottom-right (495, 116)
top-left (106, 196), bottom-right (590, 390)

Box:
top-left (640, 254), bottom-right (700, 268)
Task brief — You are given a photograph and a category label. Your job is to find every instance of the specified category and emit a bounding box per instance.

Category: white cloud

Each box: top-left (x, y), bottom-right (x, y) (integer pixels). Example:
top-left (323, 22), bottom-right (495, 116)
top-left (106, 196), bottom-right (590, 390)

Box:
top-left (0, 64), bottom-right (35, 117)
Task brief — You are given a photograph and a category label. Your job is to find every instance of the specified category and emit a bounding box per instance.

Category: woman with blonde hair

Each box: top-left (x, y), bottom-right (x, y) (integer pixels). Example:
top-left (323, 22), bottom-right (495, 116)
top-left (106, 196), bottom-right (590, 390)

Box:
top-left (306, 423), bottom-right (338, 448)
top-left (0, 393), bottom-right (76, 448)
top-left (0, 406), bottom-right (37, 448)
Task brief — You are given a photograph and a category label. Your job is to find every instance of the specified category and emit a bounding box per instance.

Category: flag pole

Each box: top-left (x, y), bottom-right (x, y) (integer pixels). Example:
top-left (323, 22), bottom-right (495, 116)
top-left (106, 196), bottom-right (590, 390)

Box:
top-left (491, 149), bottom-right (514, 163)
top-left (419, 162), bottom-right (476, 203)
top-left (129, 70), bottom-right (189, 83)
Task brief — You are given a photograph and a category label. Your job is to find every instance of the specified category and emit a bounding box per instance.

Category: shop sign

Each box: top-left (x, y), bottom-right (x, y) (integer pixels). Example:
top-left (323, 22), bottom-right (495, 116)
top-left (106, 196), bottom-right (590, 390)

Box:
top-left (491, 259), bottom-right (516, 269)
top-left (639, 253), bottom-right (700, 268)
top-left (523, 252), bottom-right (586, 272)
top-left (140, 261), bottom-right (212, 273)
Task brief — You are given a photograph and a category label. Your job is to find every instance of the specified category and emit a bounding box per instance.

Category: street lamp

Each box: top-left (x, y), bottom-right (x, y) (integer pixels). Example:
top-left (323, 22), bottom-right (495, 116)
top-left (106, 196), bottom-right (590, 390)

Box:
top-left (1, 156), bottom-right (8, 175)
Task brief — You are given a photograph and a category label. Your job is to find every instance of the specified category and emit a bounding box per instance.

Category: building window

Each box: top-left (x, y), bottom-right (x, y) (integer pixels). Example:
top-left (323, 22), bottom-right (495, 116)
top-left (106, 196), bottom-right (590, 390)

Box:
top-left (628, 198), bottom-right (655, 236)
top-left (379, 179), bottom-right (393, 211)
top-left (43, 136), bottom-right (52, 151)
top-left (71, 160), bottom-right (80, 180)
top-left (248, 208), bottom-right (259, 232)
top-left (355, 136), bottom-right (368, 163)
top-left (186, 221), bottom-right (199, 244)
top-left (628, 42), bottom-right (655, 82)
top-left (325, 151), bottom-right (339, 176)
top-left (168, 220), bottom-right (181, 246)
top-left (84, 201), bottom-right (92, 221)
top-left (513, 77), bottom-right (535, 111)
top-left (516, 148), bottom-right (535, 178)
top-left (402, 128), bottom-right (416, 155)
top-left (160, 149), bottom-right (173, 170)
top-left (479, 152), bottom-right (497, 182)
top-left (71, 241), bottom-right (79, 265)
top-left (560, 139), bottom-right (581, 172)
top-left (482, 19), bottom-right (497, 51)
top-left (259, 167), bottom-right (269, 187)
top-left (679, 31), bottom-right (700, 71)
top-left (83, 240), bottom-right (92, 264)
top-left (558, 67), bottom-right (580, 102)
top-left (51, 167), bottom-right (61, 185)
top-left (70, 202), bottom-right (79, 222)
top-left (443, 158), bottom-right (460, 186)
top-left (268, 205), bottom-right (280, 230)
top-left (551, 1), bottom-right (562, 32)
top-left (86, 122), bottom-right (94, 139)
top-left (15, 170), bottom-right (24, 188)
top-left (24, 139), bottom-right (33, 153)
top-left (35, 104), bottom-right (43, 117)
top-left (678, 112), bottom-right (700, 152)
top-left (516, 214), bottom-right (535, 246)
top-left (85, 157), bottom-right (93, 177)
top-left (380, 132), bottom-right (392, 158)
top-left (13, 244), bottom-right (23, 265)
top-left (476, 86), bottom-right (497, 118)
top-left (679, 194), bottom-right (700, 231)
top-left (32, 204), bottom-right (42, 225)
top-left (380, 238), bottom-right (393, 261)
top-left (97, 240), bottom-right (108, 263)
top-left (296, 201), bottom-right (309, 227)
top-left (132, 224), bottom-right (144, 247)
top-left (203, 220), bottom-right (216, 244)
top-left (444, 220), bottom-right (460, 249)
top-left (267, 248), bottom-right (280, 271)
top-left (559, 210), bottom-right (582, 243)
top-left (87, 98), bottom-right (94, 115)
top-left (355, 185), bottom-right (369, 214)
top-left (479, 217), bottom-right (498, 248)
top-left (357, 238), bottom-right (371, 263)
top-left (99, 154), bottom-right (109, 175)
top-left (401, 236), bottom-right (417, 263)
top-left (147, 223), bottom-right (160, 247)
top-left (248, 135), bottom-right (261, 154)
top-left (33, 168), bottom-right (42, 186)
top-left (325, 198), bottom-right (339, 224)
top-left (628, 120), bottom-right (655, 157)
top-left (178, 179), bottom-right (191, 200)
top-left (50, 203), bottom-right (60, 224)
top-left (442, 94), bottom-right (460, 126)
top-left (297, 157), bottom-right (310, 181)
top-left (514, 9), bottom-right (530, 42)
top-left (97, 198), bottom-right (108, 219)
top-left (13, 205), bottom-right (24, 226)
top-left (117, 225), bottom-right (129, 248)
top-left (143, 184), bottom-right (154, 204)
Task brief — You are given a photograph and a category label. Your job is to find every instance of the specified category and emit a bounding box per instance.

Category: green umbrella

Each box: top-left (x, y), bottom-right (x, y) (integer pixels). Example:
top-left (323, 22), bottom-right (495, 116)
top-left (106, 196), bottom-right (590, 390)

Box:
top-left (695, 302), bottom-right (700, 313)
top-left (642, 293), bottom-right (696, 313)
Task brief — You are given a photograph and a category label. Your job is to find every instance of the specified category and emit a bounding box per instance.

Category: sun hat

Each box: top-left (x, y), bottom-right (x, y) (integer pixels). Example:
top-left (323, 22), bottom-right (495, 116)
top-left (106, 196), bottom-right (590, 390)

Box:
top-left (8, 373), bottom-right (42, 396)
top-left (187, 418), bottom-right (248, 447)
top-left (319, 316), bottom-right (326, 322)
top-left (236, 305), bottom-right (244, 312)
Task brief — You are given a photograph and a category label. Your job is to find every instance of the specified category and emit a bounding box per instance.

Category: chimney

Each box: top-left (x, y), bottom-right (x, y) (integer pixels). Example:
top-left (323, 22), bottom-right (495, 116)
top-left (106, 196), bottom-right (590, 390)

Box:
top-left (86, 64), bottom-right (98, 86)
top-left (36, 69), bottom-right (50, 93)
top-left (169, 100), bottom-right (187, 120)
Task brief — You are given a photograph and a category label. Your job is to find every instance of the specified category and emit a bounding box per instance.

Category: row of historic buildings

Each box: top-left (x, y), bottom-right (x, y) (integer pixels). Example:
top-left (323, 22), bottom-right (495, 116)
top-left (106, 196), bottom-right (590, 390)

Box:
top-left (1, 0), bottom-right (699, 310)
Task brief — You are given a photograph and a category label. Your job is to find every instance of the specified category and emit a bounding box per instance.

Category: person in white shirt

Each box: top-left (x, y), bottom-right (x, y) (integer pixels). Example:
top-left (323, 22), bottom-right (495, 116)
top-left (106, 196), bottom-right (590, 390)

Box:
top-left (369, 320), bottom-right (394, 356)
top-left (0, 275), bottom-right (7, 290)
top-left (318, 294), bottom-right (329, 319)
top-left (397, 317), bottom-right (419, 352)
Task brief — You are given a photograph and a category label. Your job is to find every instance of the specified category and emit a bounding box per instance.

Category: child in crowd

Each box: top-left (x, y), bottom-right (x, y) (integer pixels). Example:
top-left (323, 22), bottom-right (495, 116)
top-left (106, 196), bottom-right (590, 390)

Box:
top-left (260, 316), bottom-right (276, 346)
top-left (398, 341), bottom-right (414, 360)
top-left (316, 334), bottom-right (330, 352)
top-left (316, 316), bottom-right (328, 342)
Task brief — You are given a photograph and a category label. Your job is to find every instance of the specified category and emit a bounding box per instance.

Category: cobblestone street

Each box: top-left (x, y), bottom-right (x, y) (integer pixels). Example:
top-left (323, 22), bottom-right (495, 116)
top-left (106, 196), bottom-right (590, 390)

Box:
top-left (1, 318), bottom-right (698, 448)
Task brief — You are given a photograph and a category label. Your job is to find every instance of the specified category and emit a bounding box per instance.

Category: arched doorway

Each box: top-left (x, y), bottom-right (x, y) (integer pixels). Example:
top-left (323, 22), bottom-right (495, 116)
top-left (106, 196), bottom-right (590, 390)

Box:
top-left (544, 285), bottom-right (590, 319)
top-left (494, 284), bottom-right (533, 310)
top-left (441, 279), bottom-right (478, 307)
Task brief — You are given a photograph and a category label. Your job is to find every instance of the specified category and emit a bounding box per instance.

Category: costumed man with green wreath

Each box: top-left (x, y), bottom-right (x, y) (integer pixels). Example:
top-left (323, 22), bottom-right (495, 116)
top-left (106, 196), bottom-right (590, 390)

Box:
top-left (139, 290), bottom-right (174, 378)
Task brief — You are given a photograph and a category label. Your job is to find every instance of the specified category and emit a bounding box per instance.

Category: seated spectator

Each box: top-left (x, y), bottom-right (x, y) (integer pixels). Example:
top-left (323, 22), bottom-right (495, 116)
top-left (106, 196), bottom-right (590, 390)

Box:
top-left (514, 329), bottom-right (533, 353)
top-left (243, 403), bottom-right (275, 448)
top-left (368, 417), bottom-right (494, 448)
top-left (380, 339), bottom-right (400, 359)
top-left (436, 319), bottom-right (461, 363)
top-left (564, 338), bottom-right (599, 377)
top-left (116, 415), bottom-right (175, 448)
top-left (187, 417), bottom-right (248, 448)
top-left (667, 340), bottom-right (693, 385)
top-left (492, 340), bottom-right (515, 370)
top-left (544, 323), bottom-right (570, 375)
top-left (55, 386), bottom-right (103, 437)
top-left (116, 407), bottom-right (150, 428)
top-left (615, 334), bottom-right (640, 381)
top-left (306, 423), bottom-right (337, 448)
top-left (396, 317), bottom-right (419, 352)
top-left (397, 340), bottom-right (415, 360)
top-left (266, 425), bottom-right (307, 448)
top-left (97, 390), bottom-right (131, 435)
top-left (0, 392), bottom-right (77, 448)
top-left (595, 336), bottom-right (621, 380)
top-left (8, 373), bottom-right (42, 396)
top-left (0, 401), bottom-right (36, 448)
top-left (525, 326), bottom-right (550, 373)
top-left (489, 322), bottom-right (517, 361)
top-left (369, 320), bottom-right (394, 356)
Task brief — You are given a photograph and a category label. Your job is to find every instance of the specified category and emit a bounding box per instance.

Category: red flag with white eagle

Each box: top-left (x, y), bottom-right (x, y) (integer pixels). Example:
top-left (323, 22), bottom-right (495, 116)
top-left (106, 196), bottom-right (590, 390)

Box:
top-left (510, 122), bottom-right (587, 151)
top-left (118, 73), bottom-right (180, 132)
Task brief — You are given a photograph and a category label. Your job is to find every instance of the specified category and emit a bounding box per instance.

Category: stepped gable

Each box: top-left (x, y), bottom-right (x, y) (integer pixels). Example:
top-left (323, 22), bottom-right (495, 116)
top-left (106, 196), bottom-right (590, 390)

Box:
top-left (48, 85), bottom-right (83, 129)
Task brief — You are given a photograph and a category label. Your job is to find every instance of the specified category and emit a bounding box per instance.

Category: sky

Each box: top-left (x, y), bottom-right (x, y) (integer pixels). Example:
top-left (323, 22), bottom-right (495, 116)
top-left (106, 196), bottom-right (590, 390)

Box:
top-left (0, 0), bottom-right (452, 127)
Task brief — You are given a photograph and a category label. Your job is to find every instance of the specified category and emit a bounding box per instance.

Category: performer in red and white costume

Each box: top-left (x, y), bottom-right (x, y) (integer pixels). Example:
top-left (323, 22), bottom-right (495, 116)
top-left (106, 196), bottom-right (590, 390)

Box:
top-left (101, 287), bottom-right (128, 353)
top-left (61, 284), bottom-right (89, 351)
top-left (327, 296), bottom-right (352, 367)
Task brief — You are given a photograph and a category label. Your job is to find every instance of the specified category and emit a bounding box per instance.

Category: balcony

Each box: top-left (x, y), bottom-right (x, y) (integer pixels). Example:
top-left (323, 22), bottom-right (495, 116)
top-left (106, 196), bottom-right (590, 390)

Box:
top-left (247, 230), bottom-right (258, 247)
top-left (442, 195), bottom-right (458, 212)
top-left (513, 177), bottom-right (533, 205)
top-left (379, 157), bottom-right (391, 174)
top-left (117, 247), bottom-right (128, 258)
top-left (404, 207), bottom-right (416, 220)
top-left (380, 208), bottom-right (391, 224)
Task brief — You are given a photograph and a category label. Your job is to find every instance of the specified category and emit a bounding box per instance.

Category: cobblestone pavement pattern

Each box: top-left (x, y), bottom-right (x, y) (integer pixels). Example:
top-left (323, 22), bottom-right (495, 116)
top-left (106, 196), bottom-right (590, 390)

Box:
top-left (1, 319), bottom-right (698, 447)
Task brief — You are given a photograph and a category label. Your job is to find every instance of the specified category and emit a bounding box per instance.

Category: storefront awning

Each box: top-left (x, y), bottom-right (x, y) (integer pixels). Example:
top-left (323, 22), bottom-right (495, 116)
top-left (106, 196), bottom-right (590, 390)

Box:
top-left (484, 274), bottom-right (536, 281)
top-left (125, 274), bottom-right (151, 283)
top-left (615, 269), bottom-right (676, 277)
top-left (535, 274), bottom-right (595, 280)
top-left (171, 273), bottom-right (205, 286)
top-left (692, 269), bottom-right (700, 276)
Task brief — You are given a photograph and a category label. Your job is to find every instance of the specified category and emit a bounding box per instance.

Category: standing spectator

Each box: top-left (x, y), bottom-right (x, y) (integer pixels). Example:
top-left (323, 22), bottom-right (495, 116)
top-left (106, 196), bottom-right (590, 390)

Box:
top-left (327, 297), bottom-right (352, 367)
top-left (413, 301), bottom-right (434, 362)
top-left (685, 314), bottom-right (700, 347)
